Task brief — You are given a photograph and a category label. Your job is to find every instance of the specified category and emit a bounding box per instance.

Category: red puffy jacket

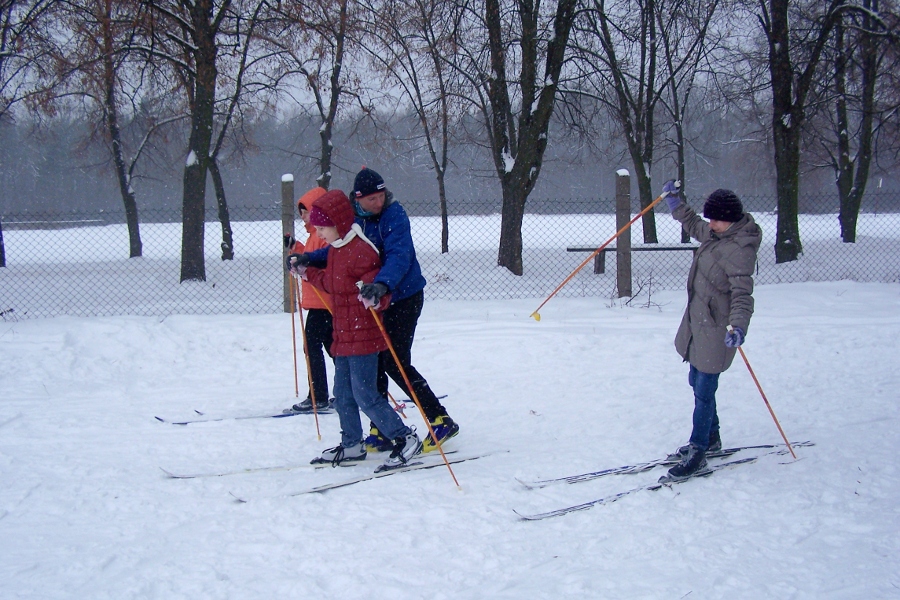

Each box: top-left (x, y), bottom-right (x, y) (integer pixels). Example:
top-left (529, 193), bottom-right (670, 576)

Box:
top-left (304, 190), bottom-right (390, 357)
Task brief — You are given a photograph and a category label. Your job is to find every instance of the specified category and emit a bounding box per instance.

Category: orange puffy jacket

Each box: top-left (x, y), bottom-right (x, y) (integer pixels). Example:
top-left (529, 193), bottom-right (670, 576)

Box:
top-left (290, 187), bottom-right (331, 311)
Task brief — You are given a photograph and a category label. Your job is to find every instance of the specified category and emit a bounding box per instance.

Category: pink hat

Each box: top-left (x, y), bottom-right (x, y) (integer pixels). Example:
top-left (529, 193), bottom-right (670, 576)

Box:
top-left (309, 205), bottom-right (335, 227)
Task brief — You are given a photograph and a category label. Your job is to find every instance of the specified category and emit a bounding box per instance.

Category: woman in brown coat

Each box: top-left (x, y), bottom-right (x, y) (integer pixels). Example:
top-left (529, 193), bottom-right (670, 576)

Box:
top-left (662, 182), bottom-right (762, 481)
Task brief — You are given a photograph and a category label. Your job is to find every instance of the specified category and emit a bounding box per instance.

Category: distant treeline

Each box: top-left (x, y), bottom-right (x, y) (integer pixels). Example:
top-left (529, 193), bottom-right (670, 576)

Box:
top-left (3, 112), bottom-right (886, 218)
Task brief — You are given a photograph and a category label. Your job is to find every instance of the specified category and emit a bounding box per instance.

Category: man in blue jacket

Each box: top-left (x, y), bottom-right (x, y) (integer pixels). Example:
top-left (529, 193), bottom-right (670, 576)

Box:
top-left (295, 167), bottom-right (459, 453)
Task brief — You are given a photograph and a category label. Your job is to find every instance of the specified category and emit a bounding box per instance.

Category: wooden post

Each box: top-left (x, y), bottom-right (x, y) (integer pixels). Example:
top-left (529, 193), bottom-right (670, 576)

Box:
top-left (615, 169), bottom-right (632, 297)
top-left (281, 173), bottom-right (295, 313)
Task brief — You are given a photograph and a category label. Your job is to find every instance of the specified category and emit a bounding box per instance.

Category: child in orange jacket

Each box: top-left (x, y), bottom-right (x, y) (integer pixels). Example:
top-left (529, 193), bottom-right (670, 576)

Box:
top-left (284, 187), bottom-right (334, 413)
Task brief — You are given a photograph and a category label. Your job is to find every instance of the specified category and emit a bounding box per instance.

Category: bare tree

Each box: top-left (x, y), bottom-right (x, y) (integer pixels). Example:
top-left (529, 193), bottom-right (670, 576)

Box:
top-left (358, 0), bottom-right (461, 253)
top-left (0, 1), bottom-right (56, 121)
top-left (448, 0), bottom-right (578, 275)
top-left (809, 0), bottom-right (898, 242)
top-left (140, 0), bottom-right (267, 280)
top-left (46, 0), bottom-right (183, 258)
top-left (656, 0), bottom-right (721, 244)
top-left (264, 0), bottom-right (366, 191)
top-left (0, 0), bottom-right (58, 267)
top-left (569, 0), bottom-right (666, 243)
top-left (758, 0), bottom-right (844, 263)
top-left (208, 0), bottom-right (269, 260)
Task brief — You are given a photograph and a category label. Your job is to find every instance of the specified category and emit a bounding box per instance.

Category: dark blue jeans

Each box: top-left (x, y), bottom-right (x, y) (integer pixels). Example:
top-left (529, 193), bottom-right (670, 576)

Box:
top-left (333, 353), bottom-right (409, 448)
top-left (688, 365), bottom-right (720, 451)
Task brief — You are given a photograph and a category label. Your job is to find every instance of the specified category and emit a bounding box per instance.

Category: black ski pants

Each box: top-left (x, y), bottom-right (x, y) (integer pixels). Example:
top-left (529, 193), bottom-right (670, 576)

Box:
top-left (304, 308), bottom-right (333, 404)
top-left (376, 290), bottom-right (449, 422)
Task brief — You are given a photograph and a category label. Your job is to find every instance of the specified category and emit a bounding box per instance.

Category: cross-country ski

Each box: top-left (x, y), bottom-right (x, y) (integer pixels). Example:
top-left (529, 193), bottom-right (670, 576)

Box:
top-left (516, 441), bottom-right (814, 489)
top-left (231, 451), bottom-right (503, 502)
top-left (515, 457), bottom-right (759, 521)
top-left (154, 407), bottom-right (334, 425)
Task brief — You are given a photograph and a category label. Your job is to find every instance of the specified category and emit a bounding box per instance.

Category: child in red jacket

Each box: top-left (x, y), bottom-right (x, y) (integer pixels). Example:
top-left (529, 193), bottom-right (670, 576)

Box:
top-left (288, 189), bottom-right (422, 471)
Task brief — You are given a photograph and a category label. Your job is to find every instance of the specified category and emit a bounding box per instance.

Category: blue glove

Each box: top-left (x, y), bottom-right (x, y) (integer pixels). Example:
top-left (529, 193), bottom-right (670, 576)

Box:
top-left (359, 282), bottom-right (389, 302)
top-left (725, 327), bottom-right (745, 348)
top-left (663, 179), bottom-right (683, 211)
top-left (286, 253), bottom-right (309, 273)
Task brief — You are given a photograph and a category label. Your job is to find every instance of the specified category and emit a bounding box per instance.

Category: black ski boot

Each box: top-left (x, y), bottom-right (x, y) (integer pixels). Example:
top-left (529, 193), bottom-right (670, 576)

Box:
top-left (660, 443), bottom-right (709, 482)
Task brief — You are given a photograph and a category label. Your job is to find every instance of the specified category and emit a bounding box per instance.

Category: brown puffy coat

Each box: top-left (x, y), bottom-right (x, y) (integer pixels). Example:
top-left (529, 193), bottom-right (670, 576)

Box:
top-left (672, 204), bottom-right (762, 374)
top-left (303, 190), bottom-right (390, 357)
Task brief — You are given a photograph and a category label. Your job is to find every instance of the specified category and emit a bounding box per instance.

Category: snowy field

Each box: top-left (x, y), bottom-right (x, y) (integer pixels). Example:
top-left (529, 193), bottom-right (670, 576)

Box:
top-left (1, 280), bottom-right (899, 598)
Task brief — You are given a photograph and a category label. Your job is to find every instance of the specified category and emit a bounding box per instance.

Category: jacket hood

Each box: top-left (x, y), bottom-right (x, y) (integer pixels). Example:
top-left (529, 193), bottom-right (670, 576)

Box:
top-left (716, 213), bottom-right (762, 250)
top-left (312, 189), bottom-right (355, 237)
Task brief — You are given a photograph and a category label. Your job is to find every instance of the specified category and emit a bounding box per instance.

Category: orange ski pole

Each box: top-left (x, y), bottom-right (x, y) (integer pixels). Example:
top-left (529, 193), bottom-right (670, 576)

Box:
top-left (729, 326), bottom-right (796, 459)
top-left (358, 283), bottom-right (459, 487)
top-left (295, 276), bottom-right (322, 440)
top-left (289, 274), bottom-right (300, 398)
top-left (530, 192), bottom-right (669, 321)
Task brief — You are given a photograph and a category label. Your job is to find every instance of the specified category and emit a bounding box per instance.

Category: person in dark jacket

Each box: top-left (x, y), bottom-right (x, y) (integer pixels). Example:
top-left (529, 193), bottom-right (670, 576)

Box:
top-left (662, 180), bottom-right (762, 481)
top-left (288, 189), bottom-right (422, 470)
top-left (351, 168), bottom-right (459, 454)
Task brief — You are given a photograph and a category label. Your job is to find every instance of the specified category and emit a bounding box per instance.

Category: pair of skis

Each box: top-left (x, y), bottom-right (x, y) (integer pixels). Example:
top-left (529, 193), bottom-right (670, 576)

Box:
top-left (229, 451), bottom-right (500, 502)
top-left (514, 441), bottom-right (813, 520)
top-left (154, 408), bottom-right (332, 426)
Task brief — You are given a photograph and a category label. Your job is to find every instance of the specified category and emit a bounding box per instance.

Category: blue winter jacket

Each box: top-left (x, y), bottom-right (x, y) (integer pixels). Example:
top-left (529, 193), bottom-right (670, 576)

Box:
top-left (306, 192), bottom-right (426, 303)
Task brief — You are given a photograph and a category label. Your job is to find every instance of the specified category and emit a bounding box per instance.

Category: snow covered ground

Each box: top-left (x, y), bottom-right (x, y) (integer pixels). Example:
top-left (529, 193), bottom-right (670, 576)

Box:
top-left (1, 281), bottom-right (898, 598)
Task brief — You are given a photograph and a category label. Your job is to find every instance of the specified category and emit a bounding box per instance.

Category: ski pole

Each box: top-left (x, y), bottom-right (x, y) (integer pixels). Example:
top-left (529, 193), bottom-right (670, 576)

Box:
top-left (530, 191), bottom-right (670, 321)
top-left (358, 283), bottom-right (460, 488)
top-left (728, 326), bottom-right (796, 459)
top-left (289, 274), bottom-right (300, 398)
top-left (295, 276), bottom-right (322, 440)
top-left (308, 284), bottom-right (406, 418)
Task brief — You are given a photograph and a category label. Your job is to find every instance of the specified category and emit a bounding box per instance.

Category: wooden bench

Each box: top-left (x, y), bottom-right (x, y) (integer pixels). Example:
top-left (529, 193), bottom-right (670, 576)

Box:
top-left (566, 245), bottom-right (699, 274)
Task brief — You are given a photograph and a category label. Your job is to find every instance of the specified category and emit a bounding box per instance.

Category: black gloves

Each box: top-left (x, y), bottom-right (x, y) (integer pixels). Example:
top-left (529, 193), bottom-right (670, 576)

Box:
top-left (359, 282), bottom-right (389, 302)
top-left (286, 253), bottom-right (310, 273)
top-left (283, 233), bottom-right (295, 249)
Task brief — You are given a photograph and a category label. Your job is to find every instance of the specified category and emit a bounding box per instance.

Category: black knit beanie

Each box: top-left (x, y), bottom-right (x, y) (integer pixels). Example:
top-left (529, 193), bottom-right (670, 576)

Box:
top-left (703, 189), bottom-right (743, 222)
top-left (352, 167), bottom-right (386, 198)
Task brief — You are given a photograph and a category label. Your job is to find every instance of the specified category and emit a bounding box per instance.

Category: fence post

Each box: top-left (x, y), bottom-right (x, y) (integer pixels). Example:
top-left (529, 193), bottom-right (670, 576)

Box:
top-left (281, 173), bottom-right (295, 313)
top-left (615, 169), bottom-right (632, 297)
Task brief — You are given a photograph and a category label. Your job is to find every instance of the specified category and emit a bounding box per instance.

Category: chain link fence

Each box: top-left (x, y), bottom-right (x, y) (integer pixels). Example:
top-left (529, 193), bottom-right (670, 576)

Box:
top-left (1, 193), bottom-right (898, 319)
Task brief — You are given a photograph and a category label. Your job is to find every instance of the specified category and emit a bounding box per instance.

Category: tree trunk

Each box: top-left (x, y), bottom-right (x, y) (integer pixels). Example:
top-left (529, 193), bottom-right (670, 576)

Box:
top-left (765, 0), bottom-right (843, 263)
top-left (179, 2), bottom-right (218, 283)
top-left (437, 170), bottom-right (449, 254)
top-left (497, 182), bottom-right (526, 275)
top-left (485, 0), bottom-right (577, 276)
top-left (635, 168), bottom-right (658, 244)
top-left (837, 0), bottom-right (877, 243)
top-left (317, 119), bottom-right (334, 190)
top-left (101, 0), bottom-right (141, 258)
top-left (209, 159), bottom-right (234, 260)
top-left (768, 0), bottom-right (802, 263)
top-left (0, 216), bottom-right (5, 268)
top-left (772, 120), bottom-right (803, 263)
